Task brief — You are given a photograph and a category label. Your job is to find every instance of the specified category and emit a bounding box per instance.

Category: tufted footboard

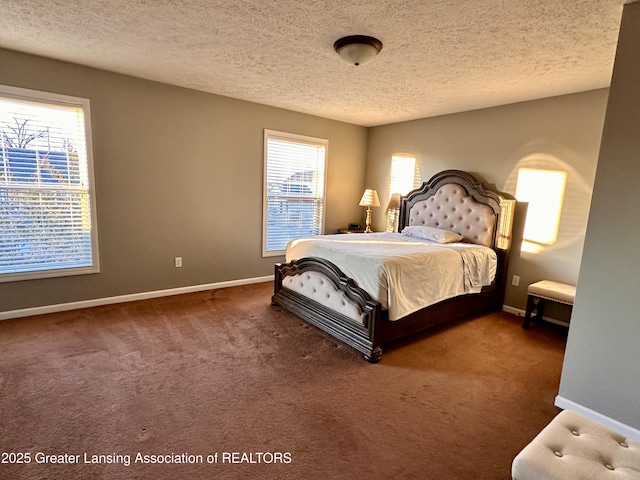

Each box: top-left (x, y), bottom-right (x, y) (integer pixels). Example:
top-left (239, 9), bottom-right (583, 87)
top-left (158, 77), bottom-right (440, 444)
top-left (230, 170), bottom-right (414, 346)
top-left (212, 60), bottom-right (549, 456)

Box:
top-left (272, 257), bottom-right (383, 362)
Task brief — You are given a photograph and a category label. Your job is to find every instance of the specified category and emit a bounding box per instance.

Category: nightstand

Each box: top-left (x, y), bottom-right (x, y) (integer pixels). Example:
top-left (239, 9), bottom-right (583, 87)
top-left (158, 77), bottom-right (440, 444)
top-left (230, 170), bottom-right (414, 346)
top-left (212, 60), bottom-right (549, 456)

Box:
top-left (337, 229), bottom-right (365, 234)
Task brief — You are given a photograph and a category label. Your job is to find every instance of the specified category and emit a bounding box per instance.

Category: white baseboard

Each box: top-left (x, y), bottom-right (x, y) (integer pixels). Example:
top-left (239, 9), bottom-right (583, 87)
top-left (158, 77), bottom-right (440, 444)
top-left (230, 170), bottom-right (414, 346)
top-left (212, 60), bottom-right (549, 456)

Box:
top-left (502, 305), bottom-right (570, 327)
top-left (502, 305), bottom-right (523, 316)
top-left (555, 395), bottom-right (640, 441)
top-left (0, 275), bottom-right (274, 321)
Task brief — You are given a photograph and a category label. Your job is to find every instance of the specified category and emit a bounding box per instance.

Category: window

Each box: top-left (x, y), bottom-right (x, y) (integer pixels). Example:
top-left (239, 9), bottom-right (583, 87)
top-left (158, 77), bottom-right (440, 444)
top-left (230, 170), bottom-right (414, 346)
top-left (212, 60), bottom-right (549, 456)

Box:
top-left (389, 154), bottom-right (420, 195)
top-left (0, 85), bottom-right (99, 282)
top-left (515, 168), bottom-right (567, 253)
top-left (263, 130), bottom-right (327, 256)
top-left (386, 154), bottom-right (420, 232)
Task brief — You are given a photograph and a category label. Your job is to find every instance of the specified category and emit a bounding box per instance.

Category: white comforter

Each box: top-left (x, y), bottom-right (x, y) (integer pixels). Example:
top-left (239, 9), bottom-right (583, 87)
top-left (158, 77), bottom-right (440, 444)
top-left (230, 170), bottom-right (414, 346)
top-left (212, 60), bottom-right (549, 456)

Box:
top-left (286, 232), bottom-right (497, 321)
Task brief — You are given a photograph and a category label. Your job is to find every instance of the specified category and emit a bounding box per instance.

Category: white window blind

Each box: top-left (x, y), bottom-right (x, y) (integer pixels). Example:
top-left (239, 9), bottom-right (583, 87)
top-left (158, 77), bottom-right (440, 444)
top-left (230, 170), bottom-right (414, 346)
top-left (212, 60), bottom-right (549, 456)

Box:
top-left (263, 130), bottom-right (327, 256)
top-left (389, 154), bottom-right (420, 195)
top-left (0, 85), bottom-right (99, 282)
top-left (387, 154), bottom-right (420, 232)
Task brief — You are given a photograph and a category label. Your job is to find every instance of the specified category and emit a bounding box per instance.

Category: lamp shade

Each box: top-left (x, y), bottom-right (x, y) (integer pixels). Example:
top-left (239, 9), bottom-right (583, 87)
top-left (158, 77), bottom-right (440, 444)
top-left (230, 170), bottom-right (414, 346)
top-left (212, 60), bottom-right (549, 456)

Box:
top-left (334, 35), bottom-right (383, 67)
top-left (359, 189), bottom-right (380, 207)
top-left (387, 193), bottom-right (401, 210)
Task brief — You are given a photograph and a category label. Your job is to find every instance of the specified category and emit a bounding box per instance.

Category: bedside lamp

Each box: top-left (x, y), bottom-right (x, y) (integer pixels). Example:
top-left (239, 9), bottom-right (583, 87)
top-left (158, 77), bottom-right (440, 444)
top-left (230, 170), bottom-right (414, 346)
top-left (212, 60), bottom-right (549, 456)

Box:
top-left (359, 189), bottom-right (380, 233)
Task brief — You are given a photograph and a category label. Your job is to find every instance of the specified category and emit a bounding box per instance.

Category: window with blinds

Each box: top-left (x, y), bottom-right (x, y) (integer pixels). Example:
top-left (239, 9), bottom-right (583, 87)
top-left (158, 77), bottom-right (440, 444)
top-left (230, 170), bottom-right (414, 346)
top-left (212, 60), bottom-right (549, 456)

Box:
top-left (263, 130), bottom-right (327, 256)
top-left (0, 85), bottom-right (99, 282)
top-left (386, 154), bottom-right (420, 232)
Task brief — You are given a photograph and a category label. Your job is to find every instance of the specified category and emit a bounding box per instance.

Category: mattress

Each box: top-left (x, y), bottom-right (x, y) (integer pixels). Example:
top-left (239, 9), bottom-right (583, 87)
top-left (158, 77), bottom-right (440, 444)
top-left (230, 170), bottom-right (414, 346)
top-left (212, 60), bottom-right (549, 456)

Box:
top-left (286, 232), bottom-right (497, 321)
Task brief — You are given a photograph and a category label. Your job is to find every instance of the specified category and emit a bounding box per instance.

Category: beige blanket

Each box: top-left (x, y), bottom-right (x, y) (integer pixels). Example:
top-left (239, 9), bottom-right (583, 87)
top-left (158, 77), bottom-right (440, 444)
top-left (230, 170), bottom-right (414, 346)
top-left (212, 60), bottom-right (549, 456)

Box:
top-left (286, 232), bottom-right (497, 320)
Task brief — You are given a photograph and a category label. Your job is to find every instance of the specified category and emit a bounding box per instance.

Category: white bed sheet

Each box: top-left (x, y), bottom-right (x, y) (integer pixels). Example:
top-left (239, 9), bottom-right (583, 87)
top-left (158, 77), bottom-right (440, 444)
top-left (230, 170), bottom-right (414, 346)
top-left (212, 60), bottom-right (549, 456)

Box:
top-left (286, 232), bottom-right (497, 321)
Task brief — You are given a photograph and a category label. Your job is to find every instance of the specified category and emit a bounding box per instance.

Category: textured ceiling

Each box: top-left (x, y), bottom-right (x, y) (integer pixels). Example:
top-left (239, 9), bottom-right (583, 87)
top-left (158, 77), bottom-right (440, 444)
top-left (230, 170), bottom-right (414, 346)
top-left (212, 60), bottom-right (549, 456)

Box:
top-left (0, 0), bottom-right (629, 127)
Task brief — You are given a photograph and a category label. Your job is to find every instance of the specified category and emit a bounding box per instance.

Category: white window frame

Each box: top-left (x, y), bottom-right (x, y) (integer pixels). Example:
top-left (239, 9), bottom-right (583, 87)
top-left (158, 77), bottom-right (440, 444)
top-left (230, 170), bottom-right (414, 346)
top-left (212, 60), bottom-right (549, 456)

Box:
top-left (262, 129), bottom-right (327, 257)
top-left (0, 84), bottom-right (100, 282)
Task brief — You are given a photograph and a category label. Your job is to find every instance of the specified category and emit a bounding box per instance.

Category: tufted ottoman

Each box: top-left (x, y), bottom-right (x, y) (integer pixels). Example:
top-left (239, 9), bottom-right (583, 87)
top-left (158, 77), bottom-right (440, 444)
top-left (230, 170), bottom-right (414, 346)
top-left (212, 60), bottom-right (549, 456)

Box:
top-left (512, 410), bottom-right (640, 479)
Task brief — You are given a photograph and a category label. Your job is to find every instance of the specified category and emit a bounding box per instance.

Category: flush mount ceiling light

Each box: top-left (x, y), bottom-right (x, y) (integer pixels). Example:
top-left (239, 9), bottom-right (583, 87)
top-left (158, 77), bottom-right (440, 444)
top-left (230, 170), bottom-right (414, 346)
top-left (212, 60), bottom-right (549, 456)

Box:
top-left (333, 35), bottom-right (383, 67)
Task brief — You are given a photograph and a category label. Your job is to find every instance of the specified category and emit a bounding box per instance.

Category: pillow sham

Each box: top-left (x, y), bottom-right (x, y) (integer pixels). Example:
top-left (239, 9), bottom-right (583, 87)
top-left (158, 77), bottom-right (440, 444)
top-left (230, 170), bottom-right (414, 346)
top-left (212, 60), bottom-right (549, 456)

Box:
top-left (401, 225), bottom-right (463, 244)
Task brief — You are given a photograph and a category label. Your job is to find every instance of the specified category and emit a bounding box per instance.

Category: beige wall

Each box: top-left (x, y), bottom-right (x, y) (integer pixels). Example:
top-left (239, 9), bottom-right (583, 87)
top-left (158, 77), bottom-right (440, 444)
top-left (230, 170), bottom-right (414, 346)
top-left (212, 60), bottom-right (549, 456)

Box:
top-left (366, 90), bottom-right (608, 312)
top-left (559, 2), bottom-right (640, 433)
top-left (0, 48), bottom-right (368, 312)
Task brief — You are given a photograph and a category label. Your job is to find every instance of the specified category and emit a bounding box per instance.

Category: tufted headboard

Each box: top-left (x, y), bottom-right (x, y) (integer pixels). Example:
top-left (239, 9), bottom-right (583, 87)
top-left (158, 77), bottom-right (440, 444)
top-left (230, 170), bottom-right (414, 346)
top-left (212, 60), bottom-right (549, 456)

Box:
top-left (399, 170), bottom-right (515, 251)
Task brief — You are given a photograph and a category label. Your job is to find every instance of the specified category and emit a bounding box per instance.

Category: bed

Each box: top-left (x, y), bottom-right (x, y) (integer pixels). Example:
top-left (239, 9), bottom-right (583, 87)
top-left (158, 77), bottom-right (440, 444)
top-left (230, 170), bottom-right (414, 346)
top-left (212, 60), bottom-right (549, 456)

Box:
top-left (271, 170), bottom-right (515, 362)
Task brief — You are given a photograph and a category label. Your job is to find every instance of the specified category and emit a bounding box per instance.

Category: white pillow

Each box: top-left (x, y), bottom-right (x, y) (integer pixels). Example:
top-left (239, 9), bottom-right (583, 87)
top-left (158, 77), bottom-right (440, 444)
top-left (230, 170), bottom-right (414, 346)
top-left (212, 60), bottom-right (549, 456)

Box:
top-left (401, 225), bottom-right (463, 244)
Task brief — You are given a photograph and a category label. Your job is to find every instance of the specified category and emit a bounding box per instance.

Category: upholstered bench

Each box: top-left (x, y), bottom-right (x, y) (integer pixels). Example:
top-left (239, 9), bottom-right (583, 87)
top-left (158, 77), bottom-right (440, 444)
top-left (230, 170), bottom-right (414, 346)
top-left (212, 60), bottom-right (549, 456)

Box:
top-left (523, 280), bottom-right (576, 328)
top-left (512, 410), bottom-right (640, 479)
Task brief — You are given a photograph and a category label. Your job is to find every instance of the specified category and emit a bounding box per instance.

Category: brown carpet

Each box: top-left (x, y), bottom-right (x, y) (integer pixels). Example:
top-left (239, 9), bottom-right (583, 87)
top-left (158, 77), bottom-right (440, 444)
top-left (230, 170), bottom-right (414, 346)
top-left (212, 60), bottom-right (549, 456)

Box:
top-left (0, 282), bottom-right (566, 480)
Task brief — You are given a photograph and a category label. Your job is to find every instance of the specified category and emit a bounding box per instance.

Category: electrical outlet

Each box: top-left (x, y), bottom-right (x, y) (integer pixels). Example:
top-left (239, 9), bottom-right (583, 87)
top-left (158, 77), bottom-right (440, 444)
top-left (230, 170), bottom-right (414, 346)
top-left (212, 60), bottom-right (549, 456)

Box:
top-left (175, 257), bottom-right (182, 268)
top-left (512, 275), bottom-right (520, 287)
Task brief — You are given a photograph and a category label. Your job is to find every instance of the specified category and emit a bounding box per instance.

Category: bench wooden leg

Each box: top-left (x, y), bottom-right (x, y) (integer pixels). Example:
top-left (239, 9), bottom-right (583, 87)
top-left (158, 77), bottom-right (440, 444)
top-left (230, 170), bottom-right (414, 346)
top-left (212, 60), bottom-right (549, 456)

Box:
top-left (523, 295), bottom-right (545, 328)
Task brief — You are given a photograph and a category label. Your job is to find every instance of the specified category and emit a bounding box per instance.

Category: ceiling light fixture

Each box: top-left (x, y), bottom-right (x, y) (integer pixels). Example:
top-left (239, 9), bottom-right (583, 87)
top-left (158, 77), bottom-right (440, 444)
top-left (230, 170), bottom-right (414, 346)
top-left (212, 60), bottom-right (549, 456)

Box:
top-left (333, 35), bottom-right (383, 67)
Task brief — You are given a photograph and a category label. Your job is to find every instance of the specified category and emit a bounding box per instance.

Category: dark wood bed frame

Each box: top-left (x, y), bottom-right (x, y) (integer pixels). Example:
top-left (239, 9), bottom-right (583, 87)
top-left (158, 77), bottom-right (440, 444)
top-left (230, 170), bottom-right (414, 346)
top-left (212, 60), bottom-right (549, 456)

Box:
top-left (272, 170), bottom-right (515, 362)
